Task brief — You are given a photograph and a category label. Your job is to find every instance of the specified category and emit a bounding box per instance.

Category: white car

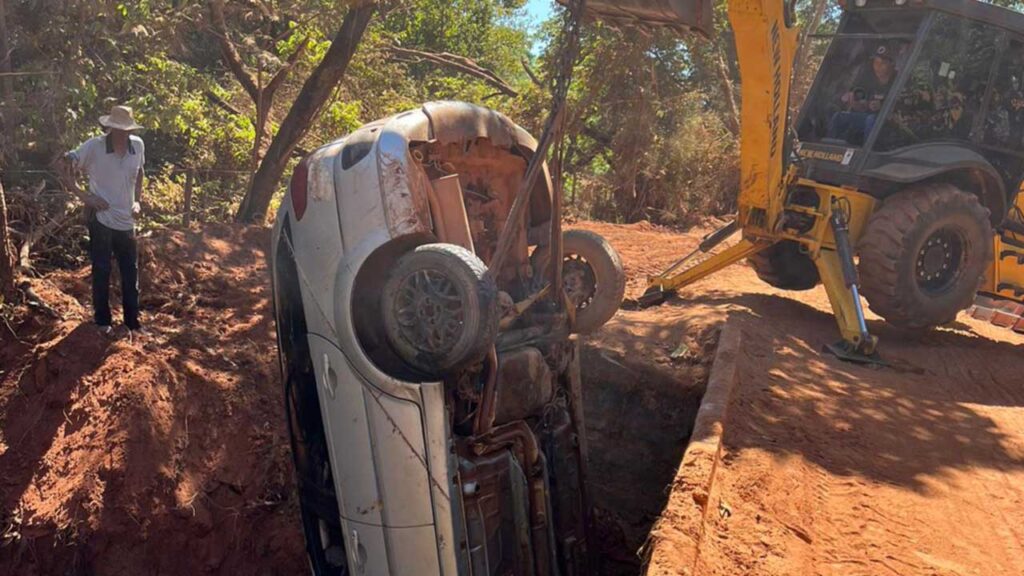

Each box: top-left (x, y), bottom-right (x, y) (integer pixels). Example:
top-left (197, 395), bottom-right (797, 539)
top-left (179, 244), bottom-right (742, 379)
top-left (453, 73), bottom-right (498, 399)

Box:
top-left (270, 101), bottom-right (625, 575)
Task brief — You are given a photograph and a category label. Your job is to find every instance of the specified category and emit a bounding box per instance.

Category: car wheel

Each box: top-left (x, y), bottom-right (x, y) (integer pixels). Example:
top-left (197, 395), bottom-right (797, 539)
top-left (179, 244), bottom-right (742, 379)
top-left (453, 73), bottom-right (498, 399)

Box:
top-left (747, 240), bottom-right (820, 291)
top-left (532, 229), bottom-right (626, 334)
top-left (382, 243), bottom-right (499, 376)
top-left (858, 183), bottom-right (992, 329)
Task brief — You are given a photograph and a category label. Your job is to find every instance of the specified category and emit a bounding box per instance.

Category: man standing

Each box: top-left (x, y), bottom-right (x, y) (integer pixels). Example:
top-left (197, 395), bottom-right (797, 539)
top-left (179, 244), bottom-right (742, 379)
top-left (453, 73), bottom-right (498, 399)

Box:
top-left (60, 105), bottom-right (145, 336)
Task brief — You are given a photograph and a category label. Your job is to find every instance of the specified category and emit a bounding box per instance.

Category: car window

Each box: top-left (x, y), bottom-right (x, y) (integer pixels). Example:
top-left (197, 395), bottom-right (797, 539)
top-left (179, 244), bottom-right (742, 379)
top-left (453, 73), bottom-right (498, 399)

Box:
top-left (875, 15), bottom-right (999, 151)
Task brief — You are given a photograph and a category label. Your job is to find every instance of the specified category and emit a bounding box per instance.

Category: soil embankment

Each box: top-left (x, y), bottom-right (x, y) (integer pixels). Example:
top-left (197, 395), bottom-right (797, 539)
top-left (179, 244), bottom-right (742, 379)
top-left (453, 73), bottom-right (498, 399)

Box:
top-left (4, 219), bottom-right (1020, 575)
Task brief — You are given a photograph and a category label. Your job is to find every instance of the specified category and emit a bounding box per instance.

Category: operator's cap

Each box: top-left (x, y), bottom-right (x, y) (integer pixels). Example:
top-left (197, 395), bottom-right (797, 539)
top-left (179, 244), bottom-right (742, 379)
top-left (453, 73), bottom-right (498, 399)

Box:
top-left (872, 44), bottom-right (895, 62)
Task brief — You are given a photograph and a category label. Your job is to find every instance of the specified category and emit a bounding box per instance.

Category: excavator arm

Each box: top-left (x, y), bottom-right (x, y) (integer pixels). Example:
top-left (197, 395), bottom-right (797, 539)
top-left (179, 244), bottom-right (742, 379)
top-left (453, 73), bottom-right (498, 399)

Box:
top-left (577, 0), bottom-right (799, 284)
top-left (730, 0), bottom-right (798, 235)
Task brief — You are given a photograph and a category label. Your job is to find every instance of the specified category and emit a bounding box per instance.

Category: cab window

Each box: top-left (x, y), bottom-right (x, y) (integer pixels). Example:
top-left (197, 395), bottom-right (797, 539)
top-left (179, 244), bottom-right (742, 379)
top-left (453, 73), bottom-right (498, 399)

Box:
top-left (875, 15), bottom-right (1000, 151)
top-left (982, 39), bottom-right (1024, 150)
top-left (797, 10), bottom-right (922, 146)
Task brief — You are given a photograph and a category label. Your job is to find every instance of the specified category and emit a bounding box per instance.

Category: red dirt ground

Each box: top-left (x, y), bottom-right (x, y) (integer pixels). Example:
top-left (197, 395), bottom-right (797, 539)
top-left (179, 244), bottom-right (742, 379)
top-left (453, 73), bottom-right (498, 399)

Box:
top-left (570, 221), bottom-right (1024, 576)
top-left (0, 225), bottom-right (306, 575)
top-left (3, 219), bottom-right (1023, 575)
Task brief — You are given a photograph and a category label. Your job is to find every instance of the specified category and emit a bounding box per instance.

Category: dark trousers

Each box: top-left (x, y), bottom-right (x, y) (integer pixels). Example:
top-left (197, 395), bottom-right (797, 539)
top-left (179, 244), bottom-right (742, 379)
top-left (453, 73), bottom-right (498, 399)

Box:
top-left (88, 217), bottom-right (140, 329)
top-left (827, 111), bottom-right (878, 143)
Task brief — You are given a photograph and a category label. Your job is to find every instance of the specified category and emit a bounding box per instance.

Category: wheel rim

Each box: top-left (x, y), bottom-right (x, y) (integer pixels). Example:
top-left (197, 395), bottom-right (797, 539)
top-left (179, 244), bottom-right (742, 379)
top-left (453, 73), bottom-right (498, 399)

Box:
top-left (563, 255), bottom-right (597, 310)
top-left (391, 269), bottom-right (464, 355)
top-left (915, 227), bottom-right (966, 295)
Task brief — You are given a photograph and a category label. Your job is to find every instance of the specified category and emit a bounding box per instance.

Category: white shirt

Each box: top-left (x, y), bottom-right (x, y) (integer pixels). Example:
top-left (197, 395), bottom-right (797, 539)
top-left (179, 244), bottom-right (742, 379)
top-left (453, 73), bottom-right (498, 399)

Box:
top-left (69, 134), bottom-right (145, 231)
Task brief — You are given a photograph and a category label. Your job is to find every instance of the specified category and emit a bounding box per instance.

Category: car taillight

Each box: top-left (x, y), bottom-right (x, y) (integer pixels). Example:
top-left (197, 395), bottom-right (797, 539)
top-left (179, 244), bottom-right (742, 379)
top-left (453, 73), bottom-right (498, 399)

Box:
top-left (290, 158), bottom-right (310, 221)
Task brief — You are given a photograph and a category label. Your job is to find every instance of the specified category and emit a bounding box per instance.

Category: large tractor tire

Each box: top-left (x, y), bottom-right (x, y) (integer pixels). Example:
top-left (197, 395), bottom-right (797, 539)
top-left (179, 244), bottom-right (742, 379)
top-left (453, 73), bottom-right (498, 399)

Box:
top-left (382, 243), bottom-right (499, 376)
top-left (748, 240), bottom-right (820, 291)
top-left (858, 183), bottom-right (992, 330)
top-left (532, 229), bottom-right (626, 334)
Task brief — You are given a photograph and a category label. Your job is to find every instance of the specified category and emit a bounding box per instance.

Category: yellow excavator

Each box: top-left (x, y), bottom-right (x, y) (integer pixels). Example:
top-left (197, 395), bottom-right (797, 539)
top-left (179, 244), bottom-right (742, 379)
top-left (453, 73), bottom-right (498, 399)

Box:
top-left (568, 0), bottom-right (1024, 363)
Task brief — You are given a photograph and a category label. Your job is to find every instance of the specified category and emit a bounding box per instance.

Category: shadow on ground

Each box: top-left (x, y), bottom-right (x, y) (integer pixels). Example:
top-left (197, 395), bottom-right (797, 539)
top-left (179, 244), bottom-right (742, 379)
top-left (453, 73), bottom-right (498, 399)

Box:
top-left (682, 291), bottom-right (1024, 491)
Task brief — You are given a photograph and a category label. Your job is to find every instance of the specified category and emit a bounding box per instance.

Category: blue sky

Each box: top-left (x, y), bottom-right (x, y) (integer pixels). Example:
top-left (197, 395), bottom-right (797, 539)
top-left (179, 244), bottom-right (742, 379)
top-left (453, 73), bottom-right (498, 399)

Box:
top-left (521, 0), bottom-right (556, 54)
top-left (524, 0), bottom-right (554, 24)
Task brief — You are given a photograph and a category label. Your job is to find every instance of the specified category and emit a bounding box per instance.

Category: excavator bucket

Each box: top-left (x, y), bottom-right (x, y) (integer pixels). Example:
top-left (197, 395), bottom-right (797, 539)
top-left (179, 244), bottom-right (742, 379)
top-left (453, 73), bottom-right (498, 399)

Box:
top-left (561, 0), bottom-right (714, 38)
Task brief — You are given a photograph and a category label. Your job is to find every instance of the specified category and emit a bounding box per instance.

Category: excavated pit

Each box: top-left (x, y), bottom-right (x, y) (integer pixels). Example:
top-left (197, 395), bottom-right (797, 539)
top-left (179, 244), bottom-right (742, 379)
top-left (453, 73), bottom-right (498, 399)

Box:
top-left (579, 322), bottom-right (715, 575)
top-left (0, 221), bottom-right (717, 575)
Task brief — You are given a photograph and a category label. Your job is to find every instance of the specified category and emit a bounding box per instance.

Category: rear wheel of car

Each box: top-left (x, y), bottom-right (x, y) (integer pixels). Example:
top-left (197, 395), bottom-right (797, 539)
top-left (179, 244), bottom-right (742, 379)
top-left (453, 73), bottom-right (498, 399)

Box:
top-left (748, 240), bottom-right (820, 291)
top-left (382, 243), bottom-right (499, 376)
top-left (858, 183), bottom-right (992, 330)
top-left (532, 229), bottom-right (626, 334)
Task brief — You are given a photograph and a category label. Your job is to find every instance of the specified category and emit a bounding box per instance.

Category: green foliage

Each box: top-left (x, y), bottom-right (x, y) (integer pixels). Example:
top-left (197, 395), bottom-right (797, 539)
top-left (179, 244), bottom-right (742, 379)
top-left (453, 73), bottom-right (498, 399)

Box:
top-left (0, 0), bottom-right (854, 231)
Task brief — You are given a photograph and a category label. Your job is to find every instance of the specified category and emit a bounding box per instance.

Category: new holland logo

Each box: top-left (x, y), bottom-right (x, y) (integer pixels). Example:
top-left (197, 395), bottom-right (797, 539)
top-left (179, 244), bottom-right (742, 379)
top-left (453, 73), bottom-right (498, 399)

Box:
top-left (798, 146), bottom-right (854, 165)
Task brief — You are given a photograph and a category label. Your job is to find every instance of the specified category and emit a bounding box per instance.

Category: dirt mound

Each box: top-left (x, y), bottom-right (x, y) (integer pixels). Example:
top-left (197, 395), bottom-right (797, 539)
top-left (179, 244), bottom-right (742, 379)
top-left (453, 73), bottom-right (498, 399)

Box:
top-left (0, 224), bottom-right (305, 575)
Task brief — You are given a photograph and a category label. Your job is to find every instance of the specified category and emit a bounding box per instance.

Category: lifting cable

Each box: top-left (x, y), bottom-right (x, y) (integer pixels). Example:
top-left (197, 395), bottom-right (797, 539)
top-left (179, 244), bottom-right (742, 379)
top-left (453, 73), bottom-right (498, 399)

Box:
top-left (487, 0), bottom-right (587, 288)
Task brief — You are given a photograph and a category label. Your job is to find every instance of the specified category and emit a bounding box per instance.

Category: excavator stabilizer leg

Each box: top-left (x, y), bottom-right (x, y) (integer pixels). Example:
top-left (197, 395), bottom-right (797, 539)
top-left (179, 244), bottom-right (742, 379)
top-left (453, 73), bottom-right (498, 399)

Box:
top-left (641, 237), bottom-right (768, 307)
top-left (815, 250), bottom-right (884, 365)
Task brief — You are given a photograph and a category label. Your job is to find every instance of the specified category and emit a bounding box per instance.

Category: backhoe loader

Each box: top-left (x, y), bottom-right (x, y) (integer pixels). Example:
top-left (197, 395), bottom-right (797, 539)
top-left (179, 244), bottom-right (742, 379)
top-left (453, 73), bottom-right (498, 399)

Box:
top-left (575, 0), bottom-right (1024, 362)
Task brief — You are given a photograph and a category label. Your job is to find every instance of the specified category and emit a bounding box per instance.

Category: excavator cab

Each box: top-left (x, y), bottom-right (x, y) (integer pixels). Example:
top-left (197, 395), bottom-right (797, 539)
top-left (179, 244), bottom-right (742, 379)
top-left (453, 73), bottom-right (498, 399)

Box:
top-left (796, 2), bottom-right (1024, 222)
top-left (786, 2), bottom-right (1024, 342)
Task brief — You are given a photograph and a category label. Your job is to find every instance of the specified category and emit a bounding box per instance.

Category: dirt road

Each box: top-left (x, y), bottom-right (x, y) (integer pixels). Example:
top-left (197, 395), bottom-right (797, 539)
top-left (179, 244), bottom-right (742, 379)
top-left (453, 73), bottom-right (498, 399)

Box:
top-left (692, 306), bottom-right (1024, 576)
top-left (571, 221), bottom-right (1024, 576)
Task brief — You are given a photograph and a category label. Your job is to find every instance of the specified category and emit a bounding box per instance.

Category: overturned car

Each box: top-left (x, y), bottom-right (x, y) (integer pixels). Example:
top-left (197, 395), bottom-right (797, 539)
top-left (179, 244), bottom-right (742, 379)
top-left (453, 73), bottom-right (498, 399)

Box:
top-left (270, 101), bottom-right (625, 575)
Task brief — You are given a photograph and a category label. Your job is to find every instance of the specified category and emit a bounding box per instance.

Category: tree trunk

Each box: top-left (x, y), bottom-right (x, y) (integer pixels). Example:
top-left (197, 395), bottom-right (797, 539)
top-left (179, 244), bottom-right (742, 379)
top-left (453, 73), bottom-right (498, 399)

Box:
top-left (0, 180), bottom-right (16, 297)
top-left (796, 0), bottom-right (830, 69)
top-left (208, 0), bottom-right (309, 174)
top-left (235, 2), bottom-right (375, 223)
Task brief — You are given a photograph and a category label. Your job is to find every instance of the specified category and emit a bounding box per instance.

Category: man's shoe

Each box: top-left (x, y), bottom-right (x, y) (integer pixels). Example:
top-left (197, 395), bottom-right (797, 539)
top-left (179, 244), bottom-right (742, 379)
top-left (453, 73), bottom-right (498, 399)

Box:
top-left (97, 325), bottom-right (114, 337)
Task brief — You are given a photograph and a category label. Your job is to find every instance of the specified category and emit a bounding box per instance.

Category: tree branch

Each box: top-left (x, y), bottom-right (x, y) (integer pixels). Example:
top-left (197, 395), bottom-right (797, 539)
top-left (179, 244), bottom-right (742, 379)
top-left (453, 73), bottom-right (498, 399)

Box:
top-left (264, 36), bottom-right (309, 101)
top-left (521, 58), bottom-right (543, 88)
top-left (208, 0), bottom-right (259, 101)
top-left (387, 45), bottom-right (519, 98)
top-left (204, 89), bottom-right (244, 116)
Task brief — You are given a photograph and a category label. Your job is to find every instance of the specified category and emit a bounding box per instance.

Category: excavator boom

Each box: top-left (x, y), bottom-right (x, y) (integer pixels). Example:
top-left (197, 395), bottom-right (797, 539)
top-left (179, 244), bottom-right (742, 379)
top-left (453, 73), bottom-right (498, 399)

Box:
top-left (577, 0), bottom-right (798, 235)
top-left (568, 1), bottom-right (882, 360)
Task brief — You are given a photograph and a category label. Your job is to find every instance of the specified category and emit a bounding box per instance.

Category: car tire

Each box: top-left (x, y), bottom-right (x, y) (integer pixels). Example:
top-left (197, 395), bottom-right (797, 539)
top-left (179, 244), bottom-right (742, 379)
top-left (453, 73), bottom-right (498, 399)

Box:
top-left (858, 183), bottom-right (992, 330)
top-left (748, 240), bottom-right (821, 291)
top-left (532, 229), bottom-right (626, 334)
top-left (382, 243), bottom-right (499, 376)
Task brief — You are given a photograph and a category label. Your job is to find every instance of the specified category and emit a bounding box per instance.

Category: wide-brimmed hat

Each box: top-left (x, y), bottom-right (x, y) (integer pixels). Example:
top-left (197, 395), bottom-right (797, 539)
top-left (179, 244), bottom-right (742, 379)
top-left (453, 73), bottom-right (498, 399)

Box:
top-left (99, 105), bottom-right (143, 131)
